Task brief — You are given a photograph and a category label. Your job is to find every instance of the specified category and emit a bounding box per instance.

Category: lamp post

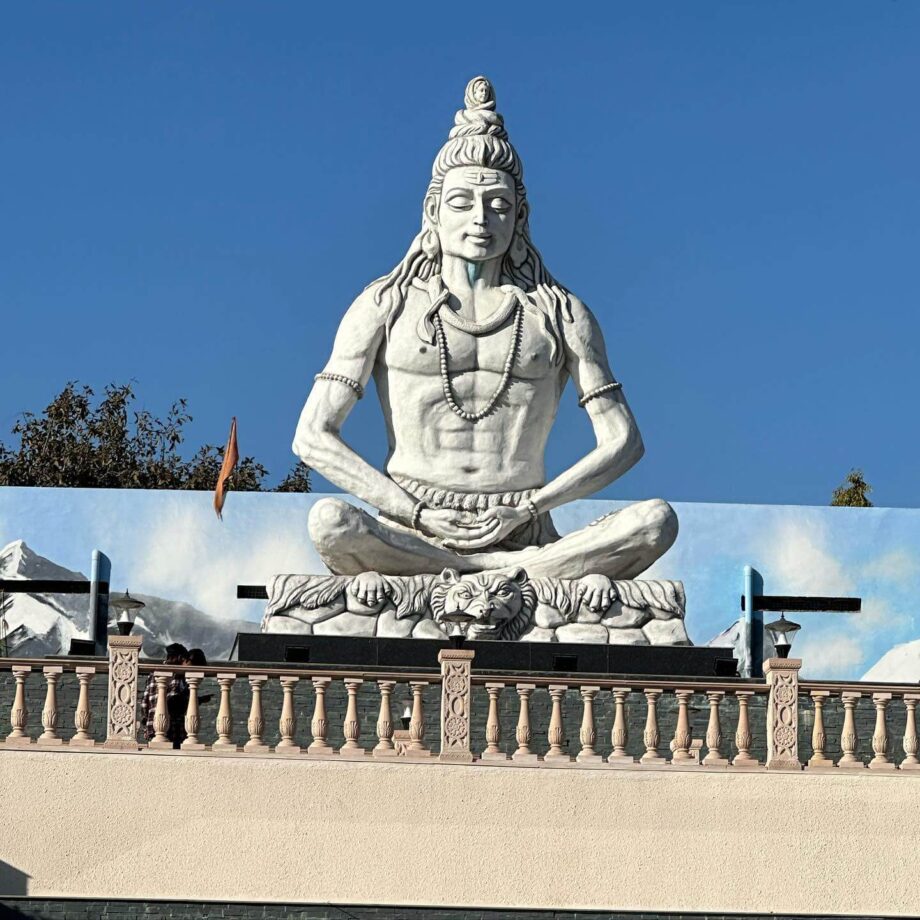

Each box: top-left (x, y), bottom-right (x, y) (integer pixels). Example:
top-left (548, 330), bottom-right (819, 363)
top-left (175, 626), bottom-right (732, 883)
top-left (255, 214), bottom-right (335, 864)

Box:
top-left (765, 613), bottom-right (801, 659)
top-left (440, 610), bottom-right (477, 649)
top-left (109, 590), bottom-right (145, 636)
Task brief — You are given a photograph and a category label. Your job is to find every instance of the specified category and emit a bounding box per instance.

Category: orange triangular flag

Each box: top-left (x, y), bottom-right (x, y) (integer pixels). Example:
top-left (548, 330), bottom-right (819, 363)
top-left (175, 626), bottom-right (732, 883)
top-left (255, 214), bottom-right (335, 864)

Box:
top-left (213, 417), bottom-right (239, 520)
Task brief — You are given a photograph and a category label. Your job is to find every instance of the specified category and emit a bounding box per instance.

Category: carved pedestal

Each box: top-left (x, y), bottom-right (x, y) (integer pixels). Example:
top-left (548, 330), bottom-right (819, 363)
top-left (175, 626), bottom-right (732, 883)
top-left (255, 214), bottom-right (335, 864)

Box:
top-left (438, 648), bottom-right (475, 763)
top-left (764, 658), bottom-right (802, 771)
top-left (104, 635), bottom-right (143, 750)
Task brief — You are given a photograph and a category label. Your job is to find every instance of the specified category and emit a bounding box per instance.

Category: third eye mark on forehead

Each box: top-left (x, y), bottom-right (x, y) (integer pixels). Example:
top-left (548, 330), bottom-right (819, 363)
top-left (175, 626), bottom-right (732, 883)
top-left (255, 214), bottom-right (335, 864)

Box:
top-left (462, 168), bottom-right (504, 186)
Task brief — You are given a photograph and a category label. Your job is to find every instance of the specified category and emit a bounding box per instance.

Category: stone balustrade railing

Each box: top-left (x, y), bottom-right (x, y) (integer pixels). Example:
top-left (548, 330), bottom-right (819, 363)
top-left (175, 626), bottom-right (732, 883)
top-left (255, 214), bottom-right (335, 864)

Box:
top-left (2, 647), bottom-right (920, 772)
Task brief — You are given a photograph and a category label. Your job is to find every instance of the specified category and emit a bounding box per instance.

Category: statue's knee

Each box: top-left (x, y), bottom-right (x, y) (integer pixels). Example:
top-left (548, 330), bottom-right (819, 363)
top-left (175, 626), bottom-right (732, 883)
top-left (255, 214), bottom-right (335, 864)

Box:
top-left (641, 498), bottom-right (678, 548)
top-left (308, 498), bottom-right (358, 548)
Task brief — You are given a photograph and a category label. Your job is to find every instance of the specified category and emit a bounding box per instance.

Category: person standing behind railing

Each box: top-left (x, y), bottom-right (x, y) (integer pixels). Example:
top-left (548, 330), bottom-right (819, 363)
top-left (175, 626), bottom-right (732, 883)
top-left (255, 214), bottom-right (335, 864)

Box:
top-left (140, 643), bottom-right (190, 748)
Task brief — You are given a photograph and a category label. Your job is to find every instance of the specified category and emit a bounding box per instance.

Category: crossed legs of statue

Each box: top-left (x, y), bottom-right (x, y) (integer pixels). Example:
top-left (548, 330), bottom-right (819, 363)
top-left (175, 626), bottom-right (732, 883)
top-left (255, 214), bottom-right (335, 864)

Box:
top-left (308, 496), bottom-right (678, 580)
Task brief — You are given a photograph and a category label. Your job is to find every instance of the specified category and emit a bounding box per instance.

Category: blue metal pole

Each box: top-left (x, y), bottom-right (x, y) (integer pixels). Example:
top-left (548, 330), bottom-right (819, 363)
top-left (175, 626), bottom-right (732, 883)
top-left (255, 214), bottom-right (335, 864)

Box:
top-left (743, 565), bottom-right (764, 679)
top-left (88, 550), bottom-right (111, 657)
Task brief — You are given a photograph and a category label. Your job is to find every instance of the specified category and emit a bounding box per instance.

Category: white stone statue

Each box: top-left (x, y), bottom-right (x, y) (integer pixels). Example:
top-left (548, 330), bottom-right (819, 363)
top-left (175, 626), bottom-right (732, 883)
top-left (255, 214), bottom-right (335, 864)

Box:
top-left (269, 77), bottom-right (685, 645)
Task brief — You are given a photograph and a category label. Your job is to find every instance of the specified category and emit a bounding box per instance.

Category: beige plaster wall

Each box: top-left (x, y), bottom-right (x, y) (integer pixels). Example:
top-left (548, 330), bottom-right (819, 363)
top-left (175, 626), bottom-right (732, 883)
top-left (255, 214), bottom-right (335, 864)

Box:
top-left (1, 749), bottom-right (918, 915)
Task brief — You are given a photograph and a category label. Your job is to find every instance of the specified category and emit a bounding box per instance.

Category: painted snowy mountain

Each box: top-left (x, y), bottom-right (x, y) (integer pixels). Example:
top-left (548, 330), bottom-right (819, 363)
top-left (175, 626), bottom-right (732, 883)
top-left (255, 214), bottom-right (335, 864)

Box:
top-left (862, 640), bottom-right (920, 682)
top-left (0, 539), bottom-right (250, 660)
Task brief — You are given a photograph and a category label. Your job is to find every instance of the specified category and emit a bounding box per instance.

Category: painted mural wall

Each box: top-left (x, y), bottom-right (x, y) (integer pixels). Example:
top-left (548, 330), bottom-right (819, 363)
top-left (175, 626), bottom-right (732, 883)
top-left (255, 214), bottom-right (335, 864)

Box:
top-left (1, 486), bottom-right (918, 681)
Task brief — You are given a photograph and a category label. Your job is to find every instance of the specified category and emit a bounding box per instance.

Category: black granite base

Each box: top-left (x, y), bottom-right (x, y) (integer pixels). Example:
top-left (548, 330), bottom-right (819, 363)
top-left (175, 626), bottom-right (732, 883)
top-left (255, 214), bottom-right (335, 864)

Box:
top-left (232, 632), bottom-right (737, 678)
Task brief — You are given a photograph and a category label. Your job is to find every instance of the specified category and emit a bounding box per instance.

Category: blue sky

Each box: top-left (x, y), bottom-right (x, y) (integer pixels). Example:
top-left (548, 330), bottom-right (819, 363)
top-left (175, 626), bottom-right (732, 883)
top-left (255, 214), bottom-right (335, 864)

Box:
top-left (1, 2), bottom-right (918, 506)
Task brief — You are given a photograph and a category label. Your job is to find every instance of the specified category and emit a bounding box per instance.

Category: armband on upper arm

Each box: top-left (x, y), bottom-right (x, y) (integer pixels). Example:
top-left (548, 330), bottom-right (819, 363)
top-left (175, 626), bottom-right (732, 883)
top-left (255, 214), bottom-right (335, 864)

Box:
top-left (314, 372), bottom-right (364, 400)
top-left (577, 381), bottom-right (622, 408)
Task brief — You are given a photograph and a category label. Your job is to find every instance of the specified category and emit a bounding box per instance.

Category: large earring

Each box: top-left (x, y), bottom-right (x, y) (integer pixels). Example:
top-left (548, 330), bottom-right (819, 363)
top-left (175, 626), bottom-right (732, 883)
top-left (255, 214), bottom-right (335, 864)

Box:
top-left (510, 230), bottom-right (527, 268)
top-left (422, 225), bottom-right (441, 261)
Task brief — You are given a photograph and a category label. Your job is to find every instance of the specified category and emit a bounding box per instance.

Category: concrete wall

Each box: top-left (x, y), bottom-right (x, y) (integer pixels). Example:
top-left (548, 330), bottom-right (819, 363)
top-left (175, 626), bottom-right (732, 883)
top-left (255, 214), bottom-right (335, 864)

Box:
top-left (2, 748), bottom-right (918, 916)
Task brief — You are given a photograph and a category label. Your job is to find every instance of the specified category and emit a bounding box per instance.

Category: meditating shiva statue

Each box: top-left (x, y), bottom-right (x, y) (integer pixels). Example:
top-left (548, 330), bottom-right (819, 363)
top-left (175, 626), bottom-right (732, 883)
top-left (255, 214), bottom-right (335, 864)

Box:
top-left (270, 77), bottom-right (684, 644)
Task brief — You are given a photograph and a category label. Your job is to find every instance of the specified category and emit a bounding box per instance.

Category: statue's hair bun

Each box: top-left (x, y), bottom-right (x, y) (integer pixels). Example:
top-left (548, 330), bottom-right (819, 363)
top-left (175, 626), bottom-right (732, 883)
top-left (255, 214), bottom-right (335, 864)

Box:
top-left (449, 75), bottom-right (508, 140)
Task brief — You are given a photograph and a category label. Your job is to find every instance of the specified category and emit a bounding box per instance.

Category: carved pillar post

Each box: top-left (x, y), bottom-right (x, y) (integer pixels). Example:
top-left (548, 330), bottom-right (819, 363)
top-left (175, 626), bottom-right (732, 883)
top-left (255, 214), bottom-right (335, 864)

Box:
top-left (545, 684), bottom-right (571, 764)
top-left (764, 658), bottom-right (802, 771)
top-left (276, 675), bottom-right (301, 755)
top-left (902, 694), bottom-right (920, 771)
top-left (340, 678), bottom-right (366, 758)
top-left (702, 691), bottom-right (728, 767)
top-left (607, 688), bottom-right (633, 766)
top-left (37, 666), bottom-right (63, 746)
top-left (306, 676), bottom-right (333, 755)
top-left (482, 682), bottom-right (508, 761)
top-left (148, 671), bottom-right (173, 749)
top-left (807, 690), bottom-right (831, 767)
top-left (181, 672), bottom-right (205, 751)
top-left (244, 674), bottom-right (270, 754)
top-left (6, 666), bottom-right (32, 747)
top-left (104, 635), bottom-right (142, 750)
top-left (671, 690), bottom-right (694, 763)
top-left (640, 688), bottom-right (665, 765)
top-left (406, 680), bottom-right (432, 758)
top-left (577, 685), bottom-right (602, 764)
top-left (438, 648), bottom-right (475, 763)
top-left (512, 683), bottom-right (538, 763)
top-left (212, 673), bottom-right (238, 753)
top-left (838, 691), bottom-right (865, 769)
top-left (732, 690), bottom-right (758, 767)
top-left (71, 666), bottom-right (96, 747)
top-left (374, 680), bottom-right (397, 757)
top-left (869, 692), bottom-right (895, 771)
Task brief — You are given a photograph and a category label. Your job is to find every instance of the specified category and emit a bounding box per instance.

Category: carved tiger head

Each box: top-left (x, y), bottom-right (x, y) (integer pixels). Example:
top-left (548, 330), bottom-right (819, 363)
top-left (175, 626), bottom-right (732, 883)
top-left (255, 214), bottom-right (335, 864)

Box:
top-left (430, 568), bottom-right (535, 641)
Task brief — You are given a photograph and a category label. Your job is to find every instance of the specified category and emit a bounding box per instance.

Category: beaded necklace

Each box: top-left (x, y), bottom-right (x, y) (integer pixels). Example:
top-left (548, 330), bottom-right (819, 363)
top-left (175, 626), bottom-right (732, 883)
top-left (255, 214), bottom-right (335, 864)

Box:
top-left (433, 302), bottom-right (524, 422)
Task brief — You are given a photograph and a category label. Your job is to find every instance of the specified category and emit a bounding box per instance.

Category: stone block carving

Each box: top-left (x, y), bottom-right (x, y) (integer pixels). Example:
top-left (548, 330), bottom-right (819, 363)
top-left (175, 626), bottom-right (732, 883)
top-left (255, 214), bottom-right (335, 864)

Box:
top-left (263, 569), bottom-right (688, 646)
top-left (764, 657), bottom-right (802, 771)
top-left (438, 649), bottom-right (474, 762)
top-left (104, 635), bottom-right (143, 750)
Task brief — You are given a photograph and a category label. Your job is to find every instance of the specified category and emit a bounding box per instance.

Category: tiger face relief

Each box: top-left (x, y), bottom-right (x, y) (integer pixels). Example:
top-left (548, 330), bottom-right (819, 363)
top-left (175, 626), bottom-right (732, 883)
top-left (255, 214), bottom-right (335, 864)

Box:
top-left (430, 568), bottom-right (536, 641)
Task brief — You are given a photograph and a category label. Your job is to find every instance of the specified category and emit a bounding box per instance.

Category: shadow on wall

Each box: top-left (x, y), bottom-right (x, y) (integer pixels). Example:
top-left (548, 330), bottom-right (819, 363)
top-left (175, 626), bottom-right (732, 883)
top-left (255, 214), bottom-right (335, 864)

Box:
top-left (0, 861), bottom-right (29, 897)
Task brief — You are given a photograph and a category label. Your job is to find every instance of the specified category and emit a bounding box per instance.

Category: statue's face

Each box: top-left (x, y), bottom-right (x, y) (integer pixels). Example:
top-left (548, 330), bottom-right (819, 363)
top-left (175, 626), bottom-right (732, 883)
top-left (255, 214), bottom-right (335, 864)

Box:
top-left (430, 167), bottom-right (518, 263)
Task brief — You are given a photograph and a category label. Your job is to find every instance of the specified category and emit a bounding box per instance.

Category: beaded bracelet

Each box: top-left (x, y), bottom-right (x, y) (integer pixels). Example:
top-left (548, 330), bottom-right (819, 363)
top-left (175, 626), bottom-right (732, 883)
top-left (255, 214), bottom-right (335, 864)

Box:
top-left (578, 381), bottom-right (622, 408)
top-left (410, 500), bottom-right (428, 531)
top-left (314, 372), bottom-right (364, 400)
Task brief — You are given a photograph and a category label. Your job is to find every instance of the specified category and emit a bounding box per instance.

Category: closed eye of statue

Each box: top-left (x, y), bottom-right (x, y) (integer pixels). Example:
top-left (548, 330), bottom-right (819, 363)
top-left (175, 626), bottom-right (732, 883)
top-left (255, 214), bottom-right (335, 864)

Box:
top-left (489, 197), bottom-right (511, 213)
top-left (446, 194), bottom-right (473, 211)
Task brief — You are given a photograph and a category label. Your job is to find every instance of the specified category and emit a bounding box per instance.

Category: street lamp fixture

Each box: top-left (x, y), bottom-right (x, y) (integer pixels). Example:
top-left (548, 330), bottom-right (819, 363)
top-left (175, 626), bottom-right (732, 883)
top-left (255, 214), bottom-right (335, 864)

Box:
top-left (110, 590), bottom-right (145, 636)
top-left (765, 613), bottom-right (801, 659)
top-left (440, 610), bottom-right (477, 648)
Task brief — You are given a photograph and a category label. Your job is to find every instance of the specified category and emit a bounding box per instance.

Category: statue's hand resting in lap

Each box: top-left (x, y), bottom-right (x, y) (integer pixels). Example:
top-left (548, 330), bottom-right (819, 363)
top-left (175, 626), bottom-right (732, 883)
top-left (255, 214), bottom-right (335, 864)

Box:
top-left (433, 505), bottom-right (531, 551)
top-left (417, 507), bottom-right (504, 546)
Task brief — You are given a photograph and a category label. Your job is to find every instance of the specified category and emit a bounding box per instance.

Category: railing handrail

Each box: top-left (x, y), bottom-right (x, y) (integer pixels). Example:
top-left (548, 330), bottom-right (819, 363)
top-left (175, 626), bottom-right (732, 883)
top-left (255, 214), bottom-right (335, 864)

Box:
top-left (470, 673), bottom-right (769, 693)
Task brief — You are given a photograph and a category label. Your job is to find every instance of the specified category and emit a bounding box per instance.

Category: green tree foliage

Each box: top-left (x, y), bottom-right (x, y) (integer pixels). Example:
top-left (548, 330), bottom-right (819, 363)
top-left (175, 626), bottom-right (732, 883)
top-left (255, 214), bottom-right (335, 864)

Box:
top-left (0, 382), bottom-right (309, 493)
top-left (831, 469), bottom-right (873, 507)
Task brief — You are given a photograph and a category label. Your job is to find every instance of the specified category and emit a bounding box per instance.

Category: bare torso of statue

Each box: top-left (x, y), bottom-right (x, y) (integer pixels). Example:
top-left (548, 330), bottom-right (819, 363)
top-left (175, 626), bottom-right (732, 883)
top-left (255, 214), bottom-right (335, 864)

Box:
top-left (293, 77), bottom-right (678, 589)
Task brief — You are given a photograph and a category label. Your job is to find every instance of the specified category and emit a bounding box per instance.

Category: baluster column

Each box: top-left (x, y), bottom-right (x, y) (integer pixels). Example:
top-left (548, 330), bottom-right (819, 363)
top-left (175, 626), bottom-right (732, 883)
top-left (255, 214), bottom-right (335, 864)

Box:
top-left (576, 685), bottom-right (602, 764)
top-left (869, 692), bottom-right (895, 771)
top-left (306, 676), bottom-right (333, 755)
top-left (37, 666), bottom-right (63, 746)
top-left (482, 682), bottom-right (509, 761)
top-left (902, 694), bottom-right (920, 771)
top-left (70, 666), bottom-right (96, 747)
top-left (275, 675), bottom-right (301, 754)
top-left (546, 684), bottom-right (572, 763)
top-left (244, 674), bottom-right (270, 754)
top-left (607, 688), bottom-right (633, 766)
top-left (671, 689), bottom-right (694, 763)
top-left (732, 690), bottom-right (758, 767)
top-left (374, 680), bottom-right (397, 757)
top-left (212, 673), bottom-right (238, 753)
top-left (807, 691), bottom-right (831, 768)
top-left (512, 683), bottom-right (538, 763)
top-left (148, 671), bottom-right (174, 750)
top-left (6, 666), bottom-right (32, 747)
top-left (340, 678), bottom-right (367, 758)
top-left (702, 691), bottom-right (728, 767)
top-left (838, 691), bottom-right (864, 769)
top-left (640, 688), bottom-right (665, 765)
top-left (406, 680), bottom-right (432, 758)
top-left (181, 672), bottom-right (205, 750)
